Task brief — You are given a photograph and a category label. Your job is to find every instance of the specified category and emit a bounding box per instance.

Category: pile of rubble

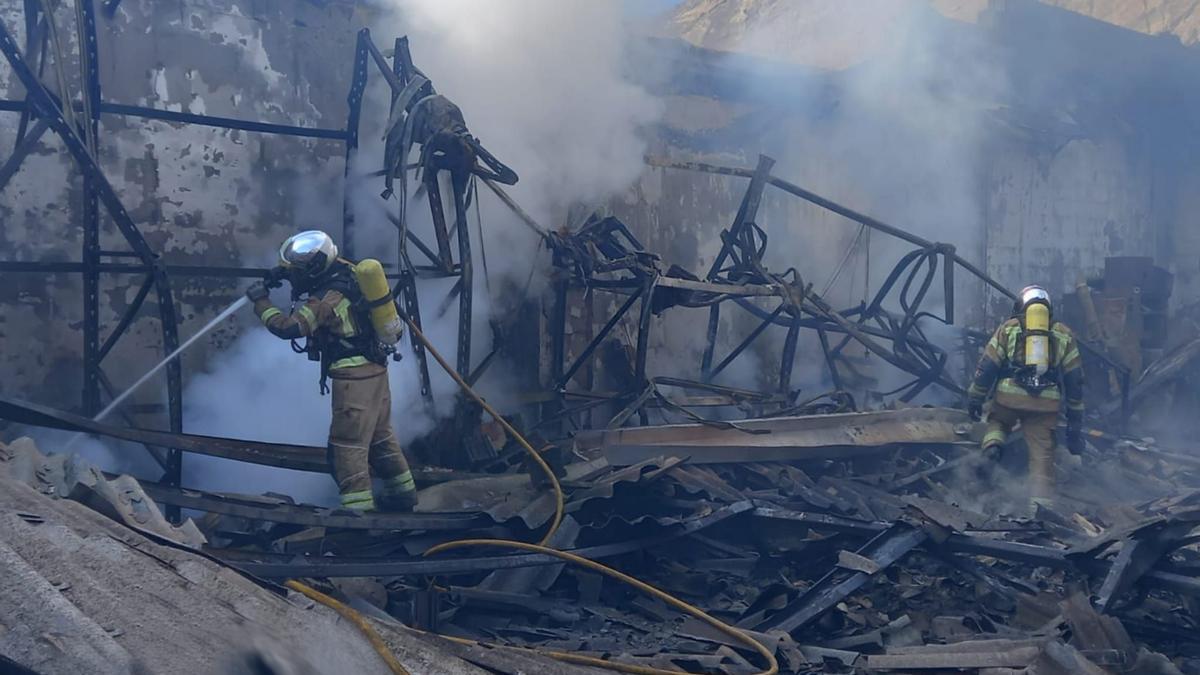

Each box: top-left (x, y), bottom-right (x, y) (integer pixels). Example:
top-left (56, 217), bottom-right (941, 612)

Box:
top-left (4, 404), bottom-right (1200, 674)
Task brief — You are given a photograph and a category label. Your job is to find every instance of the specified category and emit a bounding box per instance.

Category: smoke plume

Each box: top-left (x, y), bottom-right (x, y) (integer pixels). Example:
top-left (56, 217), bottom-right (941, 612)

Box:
top-left (171, 1), bottom-right (661, 501)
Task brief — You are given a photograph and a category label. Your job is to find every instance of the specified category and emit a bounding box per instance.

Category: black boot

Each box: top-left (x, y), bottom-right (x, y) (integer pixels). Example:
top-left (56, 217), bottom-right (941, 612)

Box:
top-left (378, 489), bottom-right (418, 512)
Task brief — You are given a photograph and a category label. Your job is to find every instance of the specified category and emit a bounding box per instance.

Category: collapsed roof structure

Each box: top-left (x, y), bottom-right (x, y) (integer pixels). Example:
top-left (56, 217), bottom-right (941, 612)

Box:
top-left (4, 2), bottom-right (1200, 674)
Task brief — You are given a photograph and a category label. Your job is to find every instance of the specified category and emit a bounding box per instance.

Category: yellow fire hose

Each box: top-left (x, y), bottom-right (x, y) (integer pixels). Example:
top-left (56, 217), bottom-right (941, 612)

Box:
top-left (422, 539), bottom-right (779, 675)
top-left (285, 317), bottom-right (778, 675)
top-left (402, 319), bottom-right (565, 547)
top-left (285, 580), bottom-right (412, 675)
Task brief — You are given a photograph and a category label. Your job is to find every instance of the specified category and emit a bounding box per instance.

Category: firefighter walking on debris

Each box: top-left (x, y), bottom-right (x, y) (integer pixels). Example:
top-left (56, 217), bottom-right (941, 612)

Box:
top-left (245, 230), bottom-right (418, 512)
top-left (967, 285), bottom-right (1086, 508)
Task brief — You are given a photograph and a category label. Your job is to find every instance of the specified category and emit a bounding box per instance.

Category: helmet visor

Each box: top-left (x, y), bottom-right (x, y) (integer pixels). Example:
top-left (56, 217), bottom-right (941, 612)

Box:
top-left (1020, 286), bottom-right (1051, 308)
top-left (280, 230), bottom-right (334, 268)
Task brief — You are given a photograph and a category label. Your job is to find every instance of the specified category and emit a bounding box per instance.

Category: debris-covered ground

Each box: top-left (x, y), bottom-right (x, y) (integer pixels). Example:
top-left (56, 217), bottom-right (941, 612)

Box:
top-left (4, 404), bottom-right (1200, 674)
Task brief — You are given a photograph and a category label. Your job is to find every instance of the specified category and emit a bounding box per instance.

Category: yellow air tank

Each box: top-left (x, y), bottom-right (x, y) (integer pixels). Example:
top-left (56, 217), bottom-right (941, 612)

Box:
top-left (352, 258), bottom-right (403, 345)
top-left (1024, 301), bottom-right (1051, 375)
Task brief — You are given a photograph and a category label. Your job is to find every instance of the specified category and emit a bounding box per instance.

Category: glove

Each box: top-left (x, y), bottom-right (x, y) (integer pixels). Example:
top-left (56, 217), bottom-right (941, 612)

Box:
top-left (245, 281), bottom-right (270, 302)
top-left (1066, 424), bottom-right (1085, 456)
top-left (264, 265), bottom-right (286, 290)
top-left (967, 398), bottom-right (984, 421)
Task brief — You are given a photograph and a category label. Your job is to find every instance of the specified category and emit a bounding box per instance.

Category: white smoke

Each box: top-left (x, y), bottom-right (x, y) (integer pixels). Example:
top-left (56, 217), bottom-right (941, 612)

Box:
top-left (169, 0), bottom-right (661, 501)
top-left (369, 0), bottom-right (661, 227)
top-left (679, 4), bottom-right (1009, 405)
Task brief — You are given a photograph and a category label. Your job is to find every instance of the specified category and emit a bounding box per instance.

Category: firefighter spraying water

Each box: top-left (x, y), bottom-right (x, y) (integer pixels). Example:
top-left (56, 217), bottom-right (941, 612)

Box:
top-left (244, 230), bottom-right (418, 512)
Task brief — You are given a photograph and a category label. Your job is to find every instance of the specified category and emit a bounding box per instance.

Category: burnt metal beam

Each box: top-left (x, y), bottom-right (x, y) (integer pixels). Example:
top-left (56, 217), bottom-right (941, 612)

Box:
top-left (453, 172), bottom-right (473, 376)
top-left (0, 117), bottom-right (48, 194)
top-left (648, 156), bottom-right (1014, 300)
top-left (778, 313), bottom-right (801, 394)
top-left (753, 507), bottom-right (1200, 600)
top-left (582, 407), bottom-right (975, 466)
top-left (220, 500), bottom-right (752, 578)
top-left (0, 20), bottom-right (158, 263)
top-left (95, 273), bottom-right (155, 363)
top-left (363, 29), bottom-right (405, 93)
top-left (138, 481), bottom-right (485, 531)
top-left (386, 211), bottom-right (442, 267)
top-left (0, 100), bottom-right (349, 139)
top-left (753, 522), bottom-right (928, 634)
top-left (556, 286), bottom-right (643, 390)
top-left (340, 29), bottom-right (369, 258)
top-left (0, 396), bottom-right (329, 472)
top-left (706, 154), bottom-right (774, 280)
top-left (99, 103), bottom-right (349, 141)
top-left (654, 276), bottom-right (781, 297)
top-left (81, 0), bottom-right (102, 419)
top-left (707, 303), bottom-right (784, 383)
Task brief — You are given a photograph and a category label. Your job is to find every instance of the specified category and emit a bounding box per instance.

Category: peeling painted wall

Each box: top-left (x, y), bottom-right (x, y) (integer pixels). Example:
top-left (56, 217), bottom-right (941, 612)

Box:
top-left (0, 1), bottom-right (361, 414)
top-left (3, 1), bottom-right (1200, 419)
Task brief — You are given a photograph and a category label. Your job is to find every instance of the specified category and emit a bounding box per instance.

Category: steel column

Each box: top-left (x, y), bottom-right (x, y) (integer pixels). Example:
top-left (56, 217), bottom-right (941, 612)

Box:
top-left (80, 0), bottom-right (103, 419)
top-left (340, 29), bottom-right (369, 258)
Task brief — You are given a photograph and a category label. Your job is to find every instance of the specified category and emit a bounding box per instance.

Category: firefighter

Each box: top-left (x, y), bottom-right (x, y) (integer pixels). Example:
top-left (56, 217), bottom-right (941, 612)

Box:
top-left (967, 285), bottom-right (1086, 508)
top-left (245, 230), bottom-right (417, 512)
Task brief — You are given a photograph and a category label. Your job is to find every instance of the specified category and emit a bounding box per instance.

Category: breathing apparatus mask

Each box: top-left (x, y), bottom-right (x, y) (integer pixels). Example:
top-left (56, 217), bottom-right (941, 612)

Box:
top-left (275, 230), bottom-right (338, 298)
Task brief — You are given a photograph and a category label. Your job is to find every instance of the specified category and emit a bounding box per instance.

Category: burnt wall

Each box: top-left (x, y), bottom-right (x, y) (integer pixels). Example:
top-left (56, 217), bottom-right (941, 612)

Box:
top-left (0, 0), bottom-right (362, 413)
top-left (3, 0), bottom-right (1200, 417)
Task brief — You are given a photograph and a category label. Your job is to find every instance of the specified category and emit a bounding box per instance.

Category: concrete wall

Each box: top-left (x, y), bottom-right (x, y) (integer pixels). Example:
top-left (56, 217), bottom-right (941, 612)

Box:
top-left (3, 0), bottom-right (1200, 417)
top-left (982, 138), bottom-right (1160, 310)
top-left (0, 0), bottom-right (361, 411)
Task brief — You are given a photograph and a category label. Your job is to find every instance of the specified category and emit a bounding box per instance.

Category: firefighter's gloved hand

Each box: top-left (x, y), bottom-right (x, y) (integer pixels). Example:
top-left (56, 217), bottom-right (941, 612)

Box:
top-left (245, 281), bottom-right (270, 302)
top-left (967, 398), bottom-right (984, 421)
top-left (264, 265), bottom-right (286, 290)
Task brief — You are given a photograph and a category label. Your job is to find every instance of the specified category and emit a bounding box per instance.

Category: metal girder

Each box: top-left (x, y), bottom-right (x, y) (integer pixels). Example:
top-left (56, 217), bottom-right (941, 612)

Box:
top-left (96, 273), bottom-right (154, 363)
top-left (138, 481), bottom-right (485, 531)
top-left (0, 13), bottom-right (186, 482)
top-left (646, 155), bottom-right (1014, 300)
top-left (0, 396), bottom-right (329, 472)
top-left (582, 407), bottom-right (976, 465)
top-left (80, 0), bottom-right (102, 419)
top-left (707, 303), bottom-right (784, 383)
top-left (0, 23), bottom-right (155, 264)
top-left (0, 100), bottom-right (351, 140)
top-left (340, 29), bottom-right (370, 258)
top-left (556, 286), bottom-right (643, 391)
top-left (0, 396), bottom-right (500, 487)
top-left (0, 117), bottom-right (48, 194)
top-left (100, 102), bottom-right (349, 140)
top-left (706, 154), bottom-right (775, 280)
top-left (654, 276), bottom-right (781, 297)
top-left (453, 171), bottom-right (474, 376)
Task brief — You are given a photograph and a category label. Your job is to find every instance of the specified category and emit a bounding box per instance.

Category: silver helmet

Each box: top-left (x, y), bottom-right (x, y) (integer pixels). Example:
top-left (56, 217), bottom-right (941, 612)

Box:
top-left (279, 230), bottom-right (338, 275)
top-left (1015, 284), bottom-right (1051, 312)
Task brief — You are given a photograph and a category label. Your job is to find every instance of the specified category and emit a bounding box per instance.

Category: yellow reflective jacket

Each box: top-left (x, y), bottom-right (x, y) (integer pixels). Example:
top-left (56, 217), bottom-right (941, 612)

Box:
top-left (968, 317), bottom-right (1084, 413)
top-left (253, 289), bottom-right (377, 374)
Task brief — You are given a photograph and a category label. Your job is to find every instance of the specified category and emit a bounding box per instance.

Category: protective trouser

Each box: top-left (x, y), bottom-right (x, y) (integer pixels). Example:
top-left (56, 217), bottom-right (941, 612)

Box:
top-left (328, 371), bottom-right (415, 510)
top-left (982, 402), bottom-right (1058, 504)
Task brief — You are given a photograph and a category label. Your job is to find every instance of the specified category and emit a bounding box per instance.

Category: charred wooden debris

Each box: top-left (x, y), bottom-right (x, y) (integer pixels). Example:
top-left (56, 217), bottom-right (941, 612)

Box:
top-left (4, 397), bottom-right (1200, 673)
top-left (4, 6), bottom-right (1200, 670)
